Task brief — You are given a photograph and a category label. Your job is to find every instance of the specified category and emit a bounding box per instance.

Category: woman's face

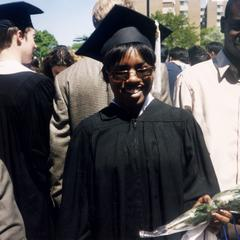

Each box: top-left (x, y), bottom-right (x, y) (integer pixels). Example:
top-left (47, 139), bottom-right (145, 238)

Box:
top-left (51, 65), bottom-right (68, 78)
top-left (108, 47), bottom-right (154, 113)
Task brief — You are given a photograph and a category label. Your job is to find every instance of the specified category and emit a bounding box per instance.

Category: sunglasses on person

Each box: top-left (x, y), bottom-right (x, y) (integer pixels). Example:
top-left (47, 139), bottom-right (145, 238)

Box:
top-left (108, 64), bottom-right (155, 82)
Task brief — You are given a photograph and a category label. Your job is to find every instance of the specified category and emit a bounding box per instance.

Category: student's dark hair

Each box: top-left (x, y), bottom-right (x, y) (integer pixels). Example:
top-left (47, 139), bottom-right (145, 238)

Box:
top-left (0, 25), bottom-right (33, 50)
top-left (0, 26), bottom-right (18, 50)
top-left (102, 42), bottom-right (156, 82)
top-left (206, 41), bottom-right (223, 55)
top-left (169, 47), bottom-right (189, 64)
top-left (42, 45), bottom-right (75, 79)
top-left (188, 45), bottom-right (210, 66)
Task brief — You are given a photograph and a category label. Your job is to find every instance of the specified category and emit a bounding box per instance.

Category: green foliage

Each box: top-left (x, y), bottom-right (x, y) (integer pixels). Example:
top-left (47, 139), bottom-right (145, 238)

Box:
top-left (200, 27), bottom-right (224, 47)
top-left (152, 11), bottom-right (199, 48)
top-left (71, 35), bottom-right (88, 51)
top-left (35, 30), bottom-right (58, 60)
top-left (71, 42), bottom-right (82, 51)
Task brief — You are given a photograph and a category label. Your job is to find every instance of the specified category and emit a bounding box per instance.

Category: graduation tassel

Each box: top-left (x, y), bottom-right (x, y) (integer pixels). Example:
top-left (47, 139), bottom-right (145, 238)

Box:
top-left (151, 20), bottom-right (162, 97)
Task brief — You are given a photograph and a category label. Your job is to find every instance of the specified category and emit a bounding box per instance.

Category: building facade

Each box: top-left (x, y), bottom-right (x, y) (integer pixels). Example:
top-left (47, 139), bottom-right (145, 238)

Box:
top-left (132, 0), bottom-right (200, 27)
top-left (204, 0), bottom-right (227, 28)
top-left (132, 0), bottom-right (227, 28)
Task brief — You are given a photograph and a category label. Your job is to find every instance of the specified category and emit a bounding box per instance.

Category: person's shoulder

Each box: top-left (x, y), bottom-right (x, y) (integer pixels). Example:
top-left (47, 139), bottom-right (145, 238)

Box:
top-left (24, 71), bottom-right (53, 88)
top-left (73, 107), bottom-right (107, 135)
top-left (15, 72), bottom-right (54, 100)
top-left (181, 59), bottom-right (214, 76)
top-left (16, 71), bottom-right (49, 81)
top-left (177, 59), bottom-right (215, 87)
top-left (149, 99), bottom-right (194, 122)
top-left (56, 56), bottom-right (102, 83)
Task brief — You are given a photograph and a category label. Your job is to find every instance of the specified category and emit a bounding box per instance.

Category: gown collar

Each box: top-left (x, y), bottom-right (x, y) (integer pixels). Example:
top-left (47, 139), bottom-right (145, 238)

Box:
top-left (0, 60), bottom-right (32, 74)
top-left (111, 93), bottom-right (154, 117)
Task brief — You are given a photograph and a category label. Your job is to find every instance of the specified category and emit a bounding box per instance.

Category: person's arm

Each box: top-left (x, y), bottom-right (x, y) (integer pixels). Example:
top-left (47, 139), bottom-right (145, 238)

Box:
top-left (151, 63), bottom-right (172, 105)
top-left (57, 123), bottom-right (93, 240)
top-left (173, 73), bottom-right (193, 111)
top-left (183, 112), bottom-right (219, 210)
top-left (160, 63), bottom-right (172, 105)
top-left (0, 160), bottom-right (26, 240)
top-left (49, 72), bottom-right (71, 207)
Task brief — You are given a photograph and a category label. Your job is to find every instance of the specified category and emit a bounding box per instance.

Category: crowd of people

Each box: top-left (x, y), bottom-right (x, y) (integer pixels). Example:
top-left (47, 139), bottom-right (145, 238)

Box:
top-left (0, 0), bottom-right (239, 239)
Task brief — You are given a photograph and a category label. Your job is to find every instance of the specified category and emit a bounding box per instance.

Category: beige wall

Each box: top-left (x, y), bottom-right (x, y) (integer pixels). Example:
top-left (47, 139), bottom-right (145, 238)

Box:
top-left (150, 0), bottom-right (162, 15)
top-left (132, 0), bottom-right (146, 15)
top-left (207, 0), bottom-right (217, 27)
top-left (206, 0), bottom-right (227, 28)
top-left (132, 0), bottom-right (163, 16)
top-left (188, 0), bottom-right (200, 27)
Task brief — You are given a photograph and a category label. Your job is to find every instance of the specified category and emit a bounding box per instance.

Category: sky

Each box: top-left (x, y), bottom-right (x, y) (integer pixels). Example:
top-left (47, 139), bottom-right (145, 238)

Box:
top-left (2, 0), bottom-right (96, 46)
top-left (2, 0), bottom-right (207, 46)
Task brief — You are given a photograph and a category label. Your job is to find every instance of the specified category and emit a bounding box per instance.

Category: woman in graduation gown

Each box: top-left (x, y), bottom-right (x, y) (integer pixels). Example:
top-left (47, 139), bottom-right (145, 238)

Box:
top-left (57, 5), bottom-right (220, 240)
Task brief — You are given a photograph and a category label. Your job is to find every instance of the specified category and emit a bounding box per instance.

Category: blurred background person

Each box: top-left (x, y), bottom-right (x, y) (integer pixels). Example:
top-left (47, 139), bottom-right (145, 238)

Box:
top-left (42, 45), bottom-right (75, 80)
top-left (166, 47), bottom-right (189, 100)
top-left (161, 44), bottom-right (169, 62)
top-left (30, 56), bottom-right (41, 72)
top-left (188, 45), bottom-right (210, 66)
top-left (206, 41), bottom-right (224, 59)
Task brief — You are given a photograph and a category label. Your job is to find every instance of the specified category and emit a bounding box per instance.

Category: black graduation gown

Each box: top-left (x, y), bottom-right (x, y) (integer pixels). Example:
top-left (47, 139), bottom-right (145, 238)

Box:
top-left (0, 71), bottom-right (54, 240)
top-left (57, 99), bottom-right (219, 240)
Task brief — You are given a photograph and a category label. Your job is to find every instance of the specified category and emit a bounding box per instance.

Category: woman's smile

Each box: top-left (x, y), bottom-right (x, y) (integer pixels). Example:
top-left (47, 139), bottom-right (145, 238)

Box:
top-left (109, 47), bottom-right (154, 111)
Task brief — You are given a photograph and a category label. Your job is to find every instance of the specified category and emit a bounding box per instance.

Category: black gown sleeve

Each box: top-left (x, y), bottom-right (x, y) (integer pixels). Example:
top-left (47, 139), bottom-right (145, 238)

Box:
top-left (57, 123), bottom-right (93, 240)
top-left (183, 114), bottom-right (219, 210)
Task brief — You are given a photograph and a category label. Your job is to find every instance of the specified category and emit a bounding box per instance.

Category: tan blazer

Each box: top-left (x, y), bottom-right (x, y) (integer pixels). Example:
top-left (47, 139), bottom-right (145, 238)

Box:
top-left (0, 159), bottom-right (26, 240)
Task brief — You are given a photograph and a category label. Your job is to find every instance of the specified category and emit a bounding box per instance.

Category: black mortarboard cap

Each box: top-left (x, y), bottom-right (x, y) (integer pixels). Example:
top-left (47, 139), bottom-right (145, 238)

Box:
top-left (0, 1), bottom-right (43, 30)
top-left (76, 5), bottom-right (172, 62)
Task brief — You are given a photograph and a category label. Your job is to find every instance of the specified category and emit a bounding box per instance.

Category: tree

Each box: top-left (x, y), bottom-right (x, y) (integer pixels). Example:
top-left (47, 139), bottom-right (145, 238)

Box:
top-left (71, 35), bottom-right (88, 51)
top-left (200, 27), bottom-right (224, 47)
top-left (71, 42), bottom-right (82, 52)
top-left (35, 30), bottom-right (58, 61)
top-left (152, 11), bottom-right (199, 49)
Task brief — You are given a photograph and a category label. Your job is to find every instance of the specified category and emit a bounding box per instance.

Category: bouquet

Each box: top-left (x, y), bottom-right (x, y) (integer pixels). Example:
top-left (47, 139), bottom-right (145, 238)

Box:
top-left (139, 185), bottom-right (240, 238)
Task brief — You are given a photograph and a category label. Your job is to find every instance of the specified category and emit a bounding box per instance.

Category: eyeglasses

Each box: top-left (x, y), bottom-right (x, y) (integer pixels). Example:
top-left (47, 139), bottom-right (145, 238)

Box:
top-left (109, 65), bottom-right (155, 82)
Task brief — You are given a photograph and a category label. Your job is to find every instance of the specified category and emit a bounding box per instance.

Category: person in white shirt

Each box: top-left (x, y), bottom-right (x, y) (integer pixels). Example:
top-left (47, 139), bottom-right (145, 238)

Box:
top-left (174, 0), bottom-right (240, 238)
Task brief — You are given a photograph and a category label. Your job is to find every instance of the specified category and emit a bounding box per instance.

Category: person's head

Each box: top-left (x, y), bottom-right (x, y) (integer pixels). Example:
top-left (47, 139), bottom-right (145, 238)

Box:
top-left (77, 5), bottom-right (171, 115)
top-left (221, 0), bottom-right (240, 65)
top-left (92, 0), bottom-right (134, 28)
top-left (169, 47), bottom-right (189, 64)
top-left (161, 44), bottom-right (169, 62)
top-left (206, 41), bottom-right (223, 58)
top-left (42, 45), bottom-right (75, 79)
top-left (0, 2), bottom-right (43, 64)
top-left (188, 45), bottom-right (210, 66)
top-left (102, 43), bottom-right (155, 112)
top-left (28, 56), bottom-right (40, 72)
